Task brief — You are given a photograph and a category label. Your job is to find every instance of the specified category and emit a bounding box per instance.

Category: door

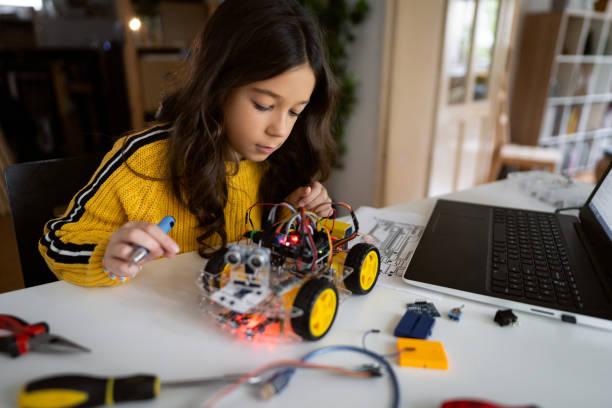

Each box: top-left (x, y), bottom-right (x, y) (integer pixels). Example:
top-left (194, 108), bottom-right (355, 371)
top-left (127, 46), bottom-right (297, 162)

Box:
top-left (428, 0), bottom-right (515, 196)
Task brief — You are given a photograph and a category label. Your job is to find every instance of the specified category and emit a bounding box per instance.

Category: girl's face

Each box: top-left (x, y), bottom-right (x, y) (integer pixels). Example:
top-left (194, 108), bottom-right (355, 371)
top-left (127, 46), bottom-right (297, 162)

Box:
top-left (222, 63), bottom-right (316, 162)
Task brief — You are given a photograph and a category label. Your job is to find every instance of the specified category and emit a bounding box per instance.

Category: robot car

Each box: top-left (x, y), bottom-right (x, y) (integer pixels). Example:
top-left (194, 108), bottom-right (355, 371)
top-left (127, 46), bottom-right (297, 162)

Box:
top-left (198, 202), bottom-right (380, 341)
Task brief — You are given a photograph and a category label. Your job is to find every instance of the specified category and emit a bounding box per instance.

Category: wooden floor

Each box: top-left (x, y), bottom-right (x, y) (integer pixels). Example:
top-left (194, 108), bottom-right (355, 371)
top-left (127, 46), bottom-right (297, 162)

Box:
top-left (0, 214), bottom-right (24, 293)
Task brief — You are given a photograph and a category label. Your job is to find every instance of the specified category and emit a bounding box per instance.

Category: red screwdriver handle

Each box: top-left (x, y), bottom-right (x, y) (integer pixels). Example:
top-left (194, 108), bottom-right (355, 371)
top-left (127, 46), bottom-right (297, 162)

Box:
top-left (441, 400), bottom-right (538, 408)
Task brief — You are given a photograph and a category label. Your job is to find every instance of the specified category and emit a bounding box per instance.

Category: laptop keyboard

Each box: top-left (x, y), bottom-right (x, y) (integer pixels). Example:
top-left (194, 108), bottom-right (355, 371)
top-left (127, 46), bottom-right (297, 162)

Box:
top-left (490, 208), bottom-right (583, 309)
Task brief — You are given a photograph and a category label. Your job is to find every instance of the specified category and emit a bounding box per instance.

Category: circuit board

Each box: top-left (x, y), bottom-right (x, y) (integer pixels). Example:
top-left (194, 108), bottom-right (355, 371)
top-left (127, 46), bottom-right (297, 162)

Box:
top-left (406, 301), bottom-right (440, 318)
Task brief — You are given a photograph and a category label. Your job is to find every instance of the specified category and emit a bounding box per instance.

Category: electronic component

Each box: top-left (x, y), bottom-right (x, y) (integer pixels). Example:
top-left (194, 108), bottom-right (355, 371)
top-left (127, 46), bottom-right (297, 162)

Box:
top-left (406, 301), bottom-right (440, 318)
top-left (397, 338), bottom-right (448, 370)
top-left (448, 305), bottom-right (464, 321)
top-left (494, 309), bottom-right (518, 327)
top-left (561, 314), bottom-right (576, 324)
top-left (393, 311), bottom-right (435, 339)
top-left (320, 218), bottom-right (353, 250)
top-left (199, 202), bottom-right (381, 341)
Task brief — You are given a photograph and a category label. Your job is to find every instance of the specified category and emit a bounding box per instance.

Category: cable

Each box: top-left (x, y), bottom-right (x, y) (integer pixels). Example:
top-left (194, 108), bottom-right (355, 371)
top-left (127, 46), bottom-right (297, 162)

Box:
top-left (261, 345), bottom-right (400, 408)
top-left (203, 358), bottom-right (379, 408)
top-left (361, 329), bottom-right (414, 358)
top-left (554, 205), bottom-right (582, 214)
top-left (245, 202), bottom-right (297, 231)
top-left (362, 329), bottom-right (380, 349)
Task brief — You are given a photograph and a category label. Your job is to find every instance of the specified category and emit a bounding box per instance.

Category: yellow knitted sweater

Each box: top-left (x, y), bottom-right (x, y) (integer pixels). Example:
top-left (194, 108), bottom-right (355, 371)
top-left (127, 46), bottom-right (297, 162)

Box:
top-left (39, 124), bottom-right (264, 287)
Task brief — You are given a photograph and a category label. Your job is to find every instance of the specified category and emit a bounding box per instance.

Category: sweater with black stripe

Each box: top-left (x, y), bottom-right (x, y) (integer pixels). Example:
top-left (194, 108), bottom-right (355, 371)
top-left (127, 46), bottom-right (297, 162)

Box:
top-left (39, 124), bottom-right (264, 287)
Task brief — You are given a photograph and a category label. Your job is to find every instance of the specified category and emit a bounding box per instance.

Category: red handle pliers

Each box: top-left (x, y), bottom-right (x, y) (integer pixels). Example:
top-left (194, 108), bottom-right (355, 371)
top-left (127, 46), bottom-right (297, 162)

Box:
top-left (0, 314), bottom-right (90, 358)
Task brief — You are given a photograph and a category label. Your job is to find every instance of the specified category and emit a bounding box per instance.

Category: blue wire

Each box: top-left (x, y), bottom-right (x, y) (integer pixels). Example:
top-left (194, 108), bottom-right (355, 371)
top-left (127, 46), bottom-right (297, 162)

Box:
top-left (267, 345), bottom-right (400, 408)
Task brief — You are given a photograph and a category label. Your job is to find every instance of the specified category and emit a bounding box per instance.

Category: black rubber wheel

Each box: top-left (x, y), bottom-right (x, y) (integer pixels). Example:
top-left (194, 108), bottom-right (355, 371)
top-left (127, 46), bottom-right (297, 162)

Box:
top-left (203, 248), bottom-right (229, 291)
top-left (291, 278), bottom-right (339, 341)
top-left (343, 243), bottom-right (380, 295)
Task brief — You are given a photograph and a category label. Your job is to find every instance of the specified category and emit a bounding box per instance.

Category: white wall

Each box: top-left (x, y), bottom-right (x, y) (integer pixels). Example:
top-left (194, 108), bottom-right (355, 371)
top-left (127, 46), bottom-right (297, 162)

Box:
top-left (326, 0), bottom-right (386, 209)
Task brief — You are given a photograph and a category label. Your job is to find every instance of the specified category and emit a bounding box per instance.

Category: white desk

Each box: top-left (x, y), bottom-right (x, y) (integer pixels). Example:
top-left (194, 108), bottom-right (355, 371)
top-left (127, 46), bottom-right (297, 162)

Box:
top-left (2, 180), bottom-right (611, 408)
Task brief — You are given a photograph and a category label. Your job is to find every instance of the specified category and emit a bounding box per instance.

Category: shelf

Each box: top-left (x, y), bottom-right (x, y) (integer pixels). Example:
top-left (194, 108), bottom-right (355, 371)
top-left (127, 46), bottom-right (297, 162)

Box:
top-left (540, 127), bottom-right (612, 144)
top-left (556, 54), bottom-right (612, 63)
top-left (548, 92), bottom-right (612, 105)
top-left (511, 8), bottom-right (612, 174)
top-left (564, 9), bottom-right (611, 20)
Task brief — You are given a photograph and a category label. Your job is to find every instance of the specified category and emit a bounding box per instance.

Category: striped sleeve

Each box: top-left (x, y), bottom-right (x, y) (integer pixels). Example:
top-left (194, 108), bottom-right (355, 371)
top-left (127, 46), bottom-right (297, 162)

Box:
top-left (38, 124), bottom-right (172, 287)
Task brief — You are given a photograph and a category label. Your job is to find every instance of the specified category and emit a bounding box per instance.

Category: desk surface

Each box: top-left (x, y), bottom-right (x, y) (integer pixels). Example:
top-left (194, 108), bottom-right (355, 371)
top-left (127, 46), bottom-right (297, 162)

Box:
top-left (2, 180), bottom-right (610, 408)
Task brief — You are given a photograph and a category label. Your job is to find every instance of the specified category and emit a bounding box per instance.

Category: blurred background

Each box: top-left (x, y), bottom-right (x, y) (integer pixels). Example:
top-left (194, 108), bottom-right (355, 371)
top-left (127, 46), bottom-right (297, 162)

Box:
top-left (2, 0), bottom-right (612, 291)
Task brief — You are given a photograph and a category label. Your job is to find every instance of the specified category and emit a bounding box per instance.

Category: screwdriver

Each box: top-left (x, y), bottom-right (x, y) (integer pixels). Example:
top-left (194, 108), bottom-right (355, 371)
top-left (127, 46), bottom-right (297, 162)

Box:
top-left (18, 372), bottom-right (256, 408)
top-left (129, 216), bottom-right (176, 265)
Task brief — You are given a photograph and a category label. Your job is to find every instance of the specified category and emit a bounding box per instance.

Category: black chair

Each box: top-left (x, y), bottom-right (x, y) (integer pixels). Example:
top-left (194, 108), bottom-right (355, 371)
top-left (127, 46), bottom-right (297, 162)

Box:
top-left (4, 154), bottom-right (104, 287)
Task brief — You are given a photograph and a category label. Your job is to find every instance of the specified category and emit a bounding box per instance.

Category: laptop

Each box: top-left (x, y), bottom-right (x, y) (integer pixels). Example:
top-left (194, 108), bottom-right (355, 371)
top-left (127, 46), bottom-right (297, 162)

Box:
top-left (403, 162), bottom-right (612, 330)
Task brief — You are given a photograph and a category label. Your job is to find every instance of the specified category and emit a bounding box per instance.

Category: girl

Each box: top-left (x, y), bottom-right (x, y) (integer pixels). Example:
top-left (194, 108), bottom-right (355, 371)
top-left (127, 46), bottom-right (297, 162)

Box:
top-left (39, 0), bottom-right (338, 287)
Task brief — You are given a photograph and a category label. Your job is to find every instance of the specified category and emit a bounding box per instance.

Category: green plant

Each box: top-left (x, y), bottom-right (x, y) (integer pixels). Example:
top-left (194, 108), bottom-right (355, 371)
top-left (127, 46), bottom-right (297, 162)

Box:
top-left (300, 0), bottom-right (370, 168)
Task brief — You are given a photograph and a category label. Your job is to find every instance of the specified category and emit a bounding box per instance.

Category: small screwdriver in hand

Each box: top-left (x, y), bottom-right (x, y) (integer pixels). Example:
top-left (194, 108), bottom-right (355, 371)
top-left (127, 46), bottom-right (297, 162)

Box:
top-left (129, 216), bottom-right (176, 265)
top-left (19, 372), bottom-right (251, 408)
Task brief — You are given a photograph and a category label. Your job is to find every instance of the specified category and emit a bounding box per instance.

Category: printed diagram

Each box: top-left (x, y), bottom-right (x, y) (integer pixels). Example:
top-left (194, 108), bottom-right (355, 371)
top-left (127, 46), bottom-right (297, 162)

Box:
top-left (353, 207), bottom-right (427, 287)
top-left (364, 218), bottom-right (424, 278)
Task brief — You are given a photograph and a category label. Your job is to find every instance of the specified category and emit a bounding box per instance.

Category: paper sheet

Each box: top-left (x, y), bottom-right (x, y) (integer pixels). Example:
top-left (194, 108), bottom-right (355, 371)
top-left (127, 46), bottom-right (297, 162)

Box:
top-left (351, 206), bottom-right (429, 292)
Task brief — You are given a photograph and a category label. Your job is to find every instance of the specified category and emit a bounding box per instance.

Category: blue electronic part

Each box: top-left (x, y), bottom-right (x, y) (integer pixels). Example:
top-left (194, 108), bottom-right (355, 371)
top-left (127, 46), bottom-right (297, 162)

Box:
top-left (448, 305), bottom-right (464, 321)
top-left (393, 310), bottom-right (435, 339)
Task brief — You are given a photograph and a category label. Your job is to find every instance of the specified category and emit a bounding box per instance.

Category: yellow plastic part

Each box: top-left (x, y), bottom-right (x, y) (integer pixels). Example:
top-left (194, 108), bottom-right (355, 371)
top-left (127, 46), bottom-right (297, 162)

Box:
top-left (105, 378), bottom-right (114, 405)
top-left (397, 338), bottom-right (448, 370)
top-left (309, 287), bottom-right (337, 337)
top-left (219, 263), bottom-right (231, 288)
top-left (18, 388), bottom-right (89, 408)
top-left (154, 377), bottom-right (161, 397)
top-left (320, 219), bottom-right (352, 240)
top-left (331, 252), bottom-right (347, 281)
top-left (359, 249), bottom-right (379, 291)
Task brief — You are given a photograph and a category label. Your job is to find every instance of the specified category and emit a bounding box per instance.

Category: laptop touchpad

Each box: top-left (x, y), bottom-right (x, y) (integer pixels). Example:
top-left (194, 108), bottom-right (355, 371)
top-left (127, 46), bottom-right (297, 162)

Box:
top-left (406, 208), bottom-right (489, 292)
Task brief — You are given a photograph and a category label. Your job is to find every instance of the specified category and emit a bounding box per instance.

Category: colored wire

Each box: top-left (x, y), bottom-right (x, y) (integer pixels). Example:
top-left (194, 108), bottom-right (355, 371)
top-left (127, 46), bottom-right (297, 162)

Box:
top-left (312, 201), bottom-right (359, 248)
top-left (203, 358), bottom-right (377, 408)
top-left (328, 202), bottom-right (359, 249)
top-left (311, 200), bottom-right (334, 218)
top-left (361, 329), bottom-right (415, 358)
top-left (305, 222), bottom-right (317, 268)
top-left (382, 348), bottom-right (415, 359)
top-left (245, 202), bottom-right (297, 231)
top-left (261, 345), bottom-right (400, 408)
top-left (304, 346), bottom-right (399, 407)
top-left (324, 227), bottom-right (333, 268)
top-left (362, 329), bottom-right (381, 349)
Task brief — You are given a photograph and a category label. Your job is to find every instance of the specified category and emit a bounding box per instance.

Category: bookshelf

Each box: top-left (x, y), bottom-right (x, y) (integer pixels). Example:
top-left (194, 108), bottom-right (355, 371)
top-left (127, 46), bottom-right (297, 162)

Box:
top-left (511, 2), bottom-right (612, 176)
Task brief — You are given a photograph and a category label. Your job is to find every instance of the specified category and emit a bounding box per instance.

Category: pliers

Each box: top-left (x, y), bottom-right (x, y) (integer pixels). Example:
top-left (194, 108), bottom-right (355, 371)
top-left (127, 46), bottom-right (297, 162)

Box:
top-left (0, 314), bottom-right (90, 358)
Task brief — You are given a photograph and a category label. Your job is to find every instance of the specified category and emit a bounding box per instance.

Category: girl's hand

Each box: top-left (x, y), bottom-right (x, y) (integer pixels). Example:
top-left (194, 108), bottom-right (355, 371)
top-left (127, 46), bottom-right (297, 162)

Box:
top-left (103, 221), bottom-right (180, 278)
top-left (285, 181), bottom-right (333, 218)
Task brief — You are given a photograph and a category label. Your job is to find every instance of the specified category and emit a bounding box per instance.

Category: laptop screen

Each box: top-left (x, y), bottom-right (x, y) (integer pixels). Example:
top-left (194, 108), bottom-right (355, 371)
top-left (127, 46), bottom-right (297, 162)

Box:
top-left (589, 168), bottom-right (612, 242)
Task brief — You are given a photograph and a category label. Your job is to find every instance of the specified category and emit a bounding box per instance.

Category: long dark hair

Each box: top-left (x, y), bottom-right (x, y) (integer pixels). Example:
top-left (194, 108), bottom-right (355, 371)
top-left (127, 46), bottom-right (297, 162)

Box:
top-left (157, 0), bottom-right (338, 257)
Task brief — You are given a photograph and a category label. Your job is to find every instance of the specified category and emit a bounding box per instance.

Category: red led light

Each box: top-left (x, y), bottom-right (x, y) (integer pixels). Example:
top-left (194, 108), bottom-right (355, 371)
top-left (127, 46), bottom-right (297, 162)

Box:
top-left (290, 235), bottom-right (299, 244)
